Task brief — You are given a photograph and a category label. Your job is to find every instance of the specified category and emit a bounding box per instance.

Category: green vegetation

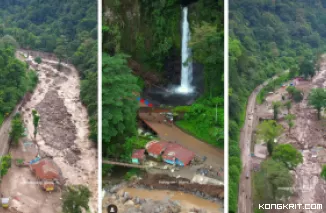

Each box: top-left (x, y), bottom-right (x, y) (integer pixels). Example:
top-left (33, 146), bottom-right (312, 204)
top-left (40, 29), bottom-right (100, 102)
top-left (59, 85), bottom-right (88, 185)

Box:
top-left (124, 168), bottom-right (141, 181)
top-left (256, 120), bottom-right (283, 155)
top-left (253, 159), bottom-right (293, 207)
top-left (103, 0), bottom-right (224, 170)
top-left (62, 185), bottom-right (91, 213)
top-left (229, 1), bottom-right (326, 210)
top-left (299, 59), bottom-right (315, 79)
top-left (9, 113), bottom-right (25, 145)
top-left (284, 100), bottom-right (292, 113)
top-left (175, 97), bottom-right (224, 148)
top-left (293, 89), bottom-right (304, 103)
top-left (15, 158), bottom-right (24, 165)
top-left (285, 114), bottom-right (296, 133)
top-left (272, 101), bottom-right (282, 120)
top-left (102, 53), bottom-right (140, 159)
top-left (0, 0), bottom-right (97, 142)
top-left (34, 57), bottom-right (42, 65)
top-left (286, 86), bottom-right (304, 103)
top-left (308, 88), bottom-right (326, 120)
top-left (0, 155), bottom-right (11, 177)
top-left (121, 136), bottom-right (156, 162)
top-left (321, 165), bottom-right (326, 180)
top-left (272, 144), bottom-right (303, 170)
top-left (0, 38), bottom-right (37, 124)
top-left (32, 109), bottom-right (40, 138)
top-left (256, 73), bottom-right (291, 104)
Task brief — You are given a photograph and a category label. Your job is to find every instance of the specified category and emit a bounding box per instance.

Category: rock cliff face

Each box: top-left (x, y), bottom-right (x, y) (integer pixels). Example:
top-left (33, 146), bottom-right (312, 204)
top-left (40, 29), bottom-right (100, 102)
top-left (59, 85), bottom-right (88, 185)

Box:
top-left (103, 0), bottom-right (204, 93)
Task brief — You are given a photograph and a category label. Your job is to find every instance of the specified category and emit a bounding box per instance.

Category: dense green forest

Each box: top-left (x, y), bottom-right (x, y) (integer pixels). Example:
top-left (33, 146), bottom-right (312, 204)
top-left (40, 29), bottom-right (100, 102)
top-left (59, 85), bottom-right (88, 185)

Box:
top-left (229, 0), bottom-right (326, 212)
top-left (0, 0), bottom-right (98, 142)
top-left (102, 0), bottom-right (223, 170)
top-left (0, 37), bottom-right (37, 124)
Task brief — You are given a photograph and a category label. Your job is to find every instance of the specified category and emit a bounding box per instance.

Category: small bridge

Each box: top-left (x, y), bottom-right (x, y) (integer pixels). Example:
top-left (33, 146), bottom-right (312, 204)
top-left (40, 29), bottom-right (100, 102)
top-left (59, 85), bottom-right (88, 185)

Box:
top-left (102, 160), bottom-right (146, 169)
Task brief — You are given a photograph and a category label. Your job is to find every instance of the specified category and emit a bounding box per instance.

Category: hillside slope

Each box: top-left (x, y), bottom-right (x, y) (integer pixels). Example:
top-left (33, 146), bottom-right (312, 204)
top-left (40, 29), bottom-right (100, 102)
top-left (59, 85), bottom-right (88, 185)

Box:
top-left (229, 0), bottom-right (326, 212)
top-left (0, 0), bottom-right (98, 141)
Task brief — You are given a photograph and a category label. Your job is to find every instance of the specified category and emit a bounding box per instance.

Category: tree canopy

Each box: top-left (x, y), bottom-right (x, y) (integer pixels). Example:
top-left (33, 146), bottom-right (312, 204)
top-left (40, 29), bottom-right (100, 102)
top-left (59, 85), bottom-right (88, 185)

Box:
top-left (254, 159), bottom-right (293, 206)
top-left (273, 144), bottom-right (303, 169)
top-left (285, 114), bottom-right (296, 133)
top-left (10, 113), bottom-right (25, 145)
top-left (308, 88), bottom-right (326, 120)
top-left (0, 40), bottom-right (37, 123)
top-left (0, 155), bottom-right (11, 177)
top-left (0, 0), bottom-right (98, 142)
top-left (256, 120), bottom-right (283, 144)
top-left (102, 53), bottom-right (140, 158)
top-left (62, 185), bottom-right (91, 213)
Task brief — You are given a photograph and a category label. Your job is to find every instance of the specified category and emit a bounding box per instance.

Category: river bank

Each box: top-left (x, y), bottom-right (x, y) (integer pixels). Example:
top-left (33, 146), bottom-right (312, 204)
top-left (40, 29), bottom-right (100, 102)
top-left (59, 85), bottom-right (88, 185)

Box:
top-left (103, 173), bottom-right (223, 213)
top-left (1, 50), bottom-right (97, 213)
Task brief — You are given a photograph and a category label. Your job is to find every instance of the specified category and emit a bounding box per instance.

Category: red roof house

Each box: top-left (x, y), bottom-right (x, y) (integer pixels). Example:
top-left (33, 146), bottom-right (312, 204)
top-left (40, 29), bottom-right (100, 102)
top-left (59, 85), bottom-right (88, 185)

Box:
top-left (132, 149), bottom-right (146, 159)
top-left (30, 159), bottom-right (61, 191)
top-left (145, 140), bottom-right (195, 166)
top-left (145, 141), bottom-right (169, 158)
top-left (162, 143), bottom-right (195, 166)
top-left (30, 159), bottom-right (60, 180)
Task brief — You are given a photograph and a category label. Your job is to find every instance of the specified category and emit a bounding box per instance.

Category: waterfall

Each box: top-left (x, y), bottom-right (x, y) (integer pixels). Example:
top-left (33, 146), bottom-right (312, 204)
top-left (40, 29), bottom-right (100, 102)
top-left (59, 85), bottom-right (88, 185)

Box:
top-left (176, 6), bottom-right (193, 94)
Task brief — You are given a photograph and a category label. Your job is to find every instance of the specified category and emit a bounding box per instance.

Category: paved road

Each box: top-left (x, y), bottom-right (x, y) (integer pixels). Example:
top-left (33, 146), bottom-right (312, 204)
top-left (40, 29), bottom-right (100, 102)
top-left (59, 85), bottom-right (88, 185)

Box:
top-left (237, 75), bottom-right (280, 213)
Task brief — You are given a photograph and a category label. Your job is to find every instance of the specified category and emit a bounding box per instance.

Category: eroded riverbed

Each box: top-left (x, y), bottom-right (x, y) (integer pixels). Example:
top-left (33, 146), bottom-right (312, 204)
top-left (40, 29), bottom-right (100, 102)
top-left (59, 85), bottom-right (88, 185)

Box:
top-left (0, 50), bottom-right (97, 213)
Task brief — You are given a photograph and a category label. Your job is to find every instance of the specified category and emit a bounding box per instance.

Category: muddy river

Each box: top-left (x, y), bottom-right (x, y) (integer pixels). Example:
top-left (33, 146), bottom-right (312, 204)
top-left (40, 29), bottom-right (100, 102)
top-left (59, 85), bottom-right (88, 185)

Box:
top-left (0, 50), bottom-right (98, 213)
top-left (121, 187), bottom-right (221, 213)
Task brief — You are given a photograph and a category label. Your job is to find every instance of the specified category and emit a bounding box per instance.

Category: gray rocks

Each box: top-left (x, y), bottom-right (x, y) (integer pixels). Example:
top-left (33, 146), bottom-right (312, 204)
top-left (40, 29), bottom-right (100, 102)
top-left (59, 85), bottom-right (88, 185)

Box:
top-left (109, 185), bottom-right (121, 193)
top-left (123, 191), bottom-right (130, 199)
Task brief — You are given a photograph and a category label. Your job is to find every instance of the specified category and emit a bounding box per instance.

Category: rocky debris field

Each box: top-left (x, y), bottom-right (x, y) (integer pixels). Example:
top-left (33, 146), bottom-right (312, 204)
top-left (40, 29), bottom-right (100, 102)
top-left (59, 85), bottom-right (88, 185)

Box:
top-left (138, 174), bottom-right (224, 200)
top-left (15, 49), bottom-right (98, 212)
top-left (36, 90), bottom-right (76, 150)
top-left (103, 184), bottom-right (210, 213)
top-left (254, 61), bottom-right (326, 213)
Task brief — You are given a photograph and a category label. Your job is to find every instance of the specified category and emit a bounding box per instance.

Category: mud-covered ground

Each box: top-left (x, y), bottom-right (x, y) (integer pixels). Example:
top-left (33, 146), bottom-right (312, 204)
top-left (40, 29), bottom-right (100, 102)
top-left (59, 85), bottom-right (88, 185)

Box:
top-left (138, 174), bottom-right (224, 199)
top-left (0, 50), bottom-right (97, 213)
top-left (255, 57), bottom-right (326, 213)
top-left (103, 174), bottom-right (223, 213)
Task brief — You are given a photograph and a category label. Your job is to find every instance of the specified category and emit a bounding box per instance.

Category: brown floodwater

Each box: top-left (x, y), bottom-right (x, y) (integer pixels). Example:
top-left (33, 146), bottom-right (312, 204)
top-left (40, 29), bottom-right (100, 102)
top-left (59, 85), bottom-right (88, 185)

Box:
top-left (122, 187), bottom-right (222, 213)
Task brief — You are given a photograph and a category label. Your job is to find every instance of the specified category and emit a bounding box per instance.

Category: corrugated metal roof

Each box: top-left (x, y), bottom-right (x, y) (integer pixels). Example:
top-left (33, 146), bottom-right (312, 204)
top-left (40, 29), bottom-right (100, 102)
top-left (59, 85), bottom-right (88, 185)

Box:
top-left (132, 149), bottom-right (146, 159)
top-left (146, 141), bottom-right (169, 155)
top-left (146, 141), bottom-right (195, 165)
top-left (162, 143), bottom-right (195, 166)
top-left (30, 159), bottom-right (60, 180)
